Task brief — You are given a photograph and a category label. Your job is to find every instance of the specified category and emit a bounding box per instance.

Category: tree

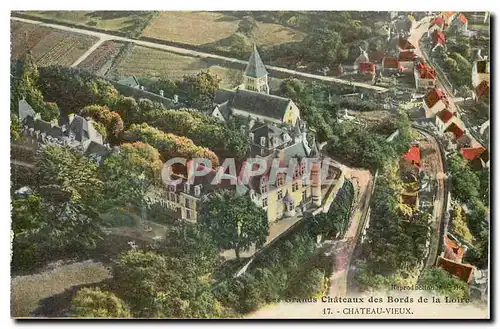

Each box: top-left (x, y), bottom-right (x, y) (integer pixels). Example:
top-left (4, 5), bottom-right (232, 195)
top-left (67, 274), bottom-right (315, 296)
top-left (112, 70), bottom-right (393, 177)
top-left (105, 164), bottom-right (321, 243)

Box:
top-left (420, 267), bottom-right (469, 299)
top-left (11, 114), bottom-right (22, 142)
top-left (237, 15), bottom-right (258, 37)
top-left (451, 205), bottom-right (474, 243)
top-left (80, 105), bottom-right (124, 143)
top-left (448, 154), bottom-right (481, 203)
top-left (71, 287), bottom-right (132, 318)
top-left (199, 191), bottom-right (269, 260)
top-left (176, 71), bottom-right (221, 112)
top-left (303, 28), bottom-right (342, 65)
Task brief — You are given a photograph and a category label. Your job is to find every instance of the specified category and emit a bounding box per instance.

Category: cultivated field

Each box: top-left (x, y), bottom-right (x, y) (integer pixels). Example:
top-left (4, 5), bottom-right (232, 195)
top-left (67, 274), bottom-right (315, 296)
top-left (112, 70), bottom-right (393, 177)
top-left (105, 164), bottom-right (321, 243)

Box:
top-left (113, 45), bottom-right (283, 89)
top-left (11, 21), bottom-right (97, 67)
top-left (16, 11), bottom-right (155, 37)
top-left (77, 41), bottom-right (125, 76)
top-left (142, 11), bottom-right (304, 48)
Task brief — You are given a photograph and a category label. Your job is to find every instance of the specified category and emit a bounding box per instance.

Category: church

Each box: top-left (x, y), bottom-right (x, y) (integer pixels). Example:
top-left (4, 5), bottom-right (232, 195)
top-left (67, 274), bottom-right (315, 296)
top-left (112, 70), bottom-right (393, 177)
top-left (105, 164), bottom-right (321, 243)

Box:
top-left (211, 45), bottom-right (301, 126)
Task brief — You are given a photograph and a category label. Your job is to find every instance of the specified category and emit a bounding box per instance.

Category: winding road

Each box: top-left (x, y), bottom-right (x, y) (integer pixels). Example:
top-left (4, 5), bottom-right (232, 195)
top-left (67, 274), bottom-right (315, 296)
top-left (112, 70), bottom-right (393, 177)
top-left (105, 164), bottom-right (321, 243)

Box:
top-left (11, 15), bottom-right (389, 93)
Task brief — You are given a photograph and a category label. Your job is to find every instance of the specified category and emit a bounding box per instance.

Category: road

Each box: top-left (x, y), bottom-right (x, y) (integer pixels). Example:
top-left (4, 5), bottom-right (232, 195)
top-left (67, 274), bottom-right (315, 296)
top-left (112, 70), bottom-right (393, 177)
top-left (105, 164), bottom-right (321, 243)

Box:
top-left (11, 16), bottom-right (389, 93)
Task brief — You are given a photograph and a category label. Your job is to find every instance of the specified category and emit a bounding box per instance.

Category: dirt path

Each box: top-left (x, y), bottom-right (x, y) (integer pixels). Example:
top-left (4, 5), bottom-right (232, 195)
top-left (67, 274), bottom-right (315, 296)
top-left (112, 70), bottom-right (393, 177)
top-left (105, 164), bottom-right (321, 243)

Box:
top-left (11, 15), bottom-right (388, 93)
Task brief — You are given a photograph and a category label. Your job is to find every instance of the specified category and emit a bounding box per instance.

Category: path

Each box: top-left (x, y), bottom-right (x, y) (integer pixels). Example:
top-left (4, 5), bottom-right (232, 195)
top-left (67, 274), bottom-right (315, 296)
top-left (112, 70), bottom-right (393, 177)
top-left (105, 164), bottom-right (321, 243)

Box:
top-left (12, 16), bottom-right (389, 93)
top-left (70, 38), bottom-right (107, 67)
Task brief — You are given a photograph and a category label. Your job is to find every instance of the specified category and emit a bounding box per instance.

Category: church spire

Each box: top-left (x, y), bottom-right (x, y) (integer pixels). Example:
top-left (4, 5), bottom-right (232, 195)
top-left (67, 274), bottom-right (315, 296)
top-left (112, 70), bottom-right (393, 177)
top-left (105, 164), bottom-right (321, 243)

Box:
top-left (245, 44), bottom-right (268, 78)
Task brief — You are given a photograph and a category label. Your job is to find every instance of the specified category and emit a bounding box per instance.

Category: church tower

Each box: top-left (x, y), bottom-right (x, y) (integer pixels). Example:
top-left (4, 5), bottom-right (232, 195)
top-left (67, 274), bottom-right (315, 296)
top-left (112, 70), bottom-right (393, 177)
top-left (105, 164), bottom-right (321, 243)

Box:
top-left (243, 45), bottom-right (269, 94)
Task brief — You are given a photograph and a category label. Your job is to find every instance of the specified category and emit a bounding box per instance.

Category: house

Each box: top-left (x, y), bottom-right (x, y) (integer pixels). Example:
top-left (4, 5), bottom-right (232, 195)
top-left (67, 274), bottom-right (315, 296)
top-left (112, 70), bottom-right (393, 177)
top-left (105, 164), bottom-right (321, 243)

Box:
top-left (403, 145), bottom-right (421, 167)
top-left (435, 108), bottom-right (455, 131)
top-left (474, 80), bottom-right (490, 103)
top-left (423, 88), bottom-right (449, 118)
top-left (472, 58), bottom-right (490, 87)
top-left (437, 256), bottom-right (475, 283)
top-left (398, 51), bottom-right (417, 72)
top-left (414, 62), bottom-right (437, 91)
top-left (163, 120), bottom-right (345, 223)
top-left (451, 13), bottom-right (468, 34)
top-left (443, 234), bottom-right (467, 263)
top-left (212, 46), bottom-right (300, 126)
top-left (428, 16), bottom-right (445, 36)
top-left (441, 12), bottom-right (457, 27)
top-left (117, 75), bottom-right (140, 89)
top-left (368, 51), bottom-right (386, 69)
top-left (398, 37), bottom-right (415, 53)
top-left (382, 57), bottom-right (402, 73)
top-left (464, 12), bottom-right (489, 25)
top-left (461, 146), bottom-right (489, 169)
top-left (443, 120), bottom-right (465, 139)
top-left (431, 30), bottom-right (446, 51)
top-left (357, 62), bottom-right (376, 81)
top-left (353, 47), bottom-right (370, 70)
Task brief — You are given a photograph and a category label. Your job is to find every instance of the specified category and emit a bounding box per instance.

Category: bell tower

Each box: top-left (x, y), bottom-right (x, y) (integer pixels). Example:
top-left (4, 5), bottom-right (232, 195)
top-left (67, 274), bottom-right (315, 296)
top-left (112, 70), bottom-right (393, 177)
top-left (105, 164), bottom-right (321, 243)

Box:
top-left (243, 45), bottom-right (269, 94)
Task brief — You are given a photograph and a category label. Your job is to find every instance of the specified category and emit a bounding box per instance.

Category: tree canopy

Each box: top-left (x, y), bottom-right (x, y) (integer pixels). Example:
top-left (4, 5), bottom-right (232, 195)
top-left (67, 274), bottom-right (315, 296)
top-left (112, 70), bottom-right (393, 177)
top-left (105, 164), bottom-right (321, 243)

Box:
top-left (71, 287), bottom-right (132, 318)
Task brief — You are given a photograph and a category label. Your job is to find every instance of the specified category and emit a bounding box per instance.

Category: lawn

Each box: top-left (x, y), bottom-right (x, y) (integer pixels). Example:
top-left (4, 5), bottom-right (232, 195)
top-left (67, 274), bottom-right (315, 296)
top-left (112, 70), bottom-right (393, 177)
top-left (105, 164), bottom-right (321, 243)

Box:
top-left (142, 11), bottom-right (304, 48)
top-left (11, 260), bottom-right (110, 317)
top-left (11, 21), bottom-right (97, 67)
top-left (113, 45), bottom-right (283, 90)
top-left (16, 11), bottom-right (156, 37)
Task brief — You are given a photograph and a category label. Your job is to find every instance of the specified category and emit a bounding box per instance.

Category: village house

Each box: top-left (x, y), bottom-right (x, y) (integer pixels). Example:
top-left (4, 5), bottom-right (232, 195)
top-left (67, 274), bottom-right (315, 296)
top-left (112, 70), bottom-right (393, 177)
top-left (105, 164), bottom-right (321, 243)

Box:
top-left (437, 233), bottom-right (476, 284)
top-left (356, 62), bottom-right (376, 82)
top-left (382, 56), bottom-right (402, 74)
top-left (431, 30), bottom-right (446, 51)
top-left (353, 47), bottom-right (370, 70)
top-left (474, 80), bottom-right (490, 103)
top-left (368, 51), bottom-right (386, 70)
top-left (441, 11), bottom-right (457, 27)
top-left (398, 51), bottom-right (417, 72)
top-left (450, 13), bottom-right (468, 34)
top-left (423, 88), bottom-right (449, 118)
top-left (461, 145), bottom-right (489, 170)
top-left (428, 16), bottom-right (445, 36)
top-left (414, 61), bottom-right (437, 92)
top-left (212, 46), bottom-right (300, 126)
top-left (471, 56), bottom-right (490, 103)
top-left (397, 37), bottom-right (416, 53)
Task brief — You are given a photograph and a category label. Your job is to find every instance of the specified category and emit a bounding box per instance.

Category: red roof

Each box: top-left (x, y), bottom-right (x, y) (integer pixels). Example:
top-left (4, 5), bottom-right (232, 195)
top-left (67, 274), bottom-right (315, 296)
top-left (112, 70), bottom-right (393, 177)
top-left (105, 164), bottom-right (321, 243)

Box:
top-left (398, 38), bottom-right (415, 50)
top-left (461, 146), bottom-right (486, 161)
top-left (445, 122), bottom-right (465, 139)
top-left (383, 57), bottom-right (400, 69)
top-left (437, 109), bottom-right (454, 123)
top-left (424, 88), bottom-right (449, 108)
top-left (457, 13), bottom-right (468, 24)
top-left (475, 80), bottom-right (490, 98)
top-left (443, 235), bottom-right (466, 263)
top-left (359, 62), bottom-right (375, 73)
top-left (437, 256), bottom-right (474, 283)
top-left (432, 30), bottom-right (446, 46)
top-left (403, 145), bottom-right (421, 166)
top-left (417, 62), bottom-right (436, 79)
top-left (398, 51), bottom-right (416, 62)
top-left (430, 16), bottom-right (445, 28)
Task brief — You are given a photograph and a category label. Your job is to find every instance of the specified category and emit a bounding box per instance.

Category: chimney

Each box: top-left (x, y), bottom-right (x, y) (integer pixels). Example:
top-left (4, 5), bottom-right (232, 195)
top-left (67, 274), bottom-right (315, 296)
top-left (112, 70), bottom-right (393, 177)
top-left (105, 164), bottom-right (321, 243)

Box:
top-left (173, 95), bottom-right (179, 103)
top-left (184, 182), bottom-right (190, 194)
top-left (260, 136), bottom-right (266, 147)
top-left (159, 90), bottom-right (164, 97)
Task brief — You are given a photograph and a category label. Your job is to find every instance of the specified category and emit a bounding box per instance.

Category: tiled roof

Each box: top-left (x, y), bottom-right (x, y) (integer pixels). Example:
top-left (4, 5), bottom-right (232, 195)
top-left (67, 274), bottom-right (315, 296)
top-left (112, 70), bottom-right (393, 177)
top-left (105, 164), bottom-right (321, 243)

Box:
top-left (445, 122), bottom-right (465, 139)
top-left (383, 57), bottom-right (400, 69)
top-left (424, 88), bottom-right (448, 108)
top-left (117, 75), bottom-right (140, 88)
top-left (417, 62), bottom-right (436, 79)
top-left (398, 51), bottom-right (416, 62)
top-left (359, 62), bottom-right (375, 73)
top-left (214, 89), bottom-right (234, 104)
top-left (437, 256), bottom-right (475, 283)
top-left (430, 16), bottom-right (445, 28)
top-left (403, 145), bottom-right (421, 166)
top-left (437, 109), bottom-right (455, 123)
top-left (245, 45), bottom-right (268, 78)
top-left (442, 11), bottom-right (455, 19)
top-left (432, 30), bottom-right (446, 46)
top-left (398, 38), bottom-right (415, 50)
top-left (228, 88), bottom-right (291, 121)
top-left (443, 235), bottom-right (466, 262)
top-left (475, 80), bottom-right (490, 98)
top-left (18, 99), bottom-right (36, 123)
top-left (461, 146), bottom-right (486, 161)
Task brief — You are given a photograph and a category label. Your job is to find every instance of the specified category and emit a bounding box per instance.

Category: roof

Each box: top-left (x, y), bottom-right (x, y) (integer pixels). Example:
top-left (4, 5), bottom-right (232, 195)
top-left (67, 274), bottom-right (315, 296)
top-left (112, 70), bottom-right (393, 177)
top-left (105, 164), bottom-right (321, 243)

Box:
top-left (417, 62), bottom-right (436, 79)
top-left (228, 89), bottom-right (292, 121)
top-left (245, 45), bottom-right (268, 78)
top-left (475, 80), bottom-right (490, 98)
top-left (214, 89), bottom-right (234, 104)
top-left (444, 122), bottom-right (465, 139)
top-left (281, 141), bottom-right (308, 163)
top-left (398, 51), bottom-right (416, 62)
top-left (216, 102), bottom-right (231, 120)
top-left (457, 13), bottom-right (468, 24)
top-left (368, 51), bottom-right (386, 64)
top-left (430, 16), bottom-right (445, 28)
top-left (461, 146), bottom-right (486, 161)
top-left (398, 38), bottom-right (415, 50)
top-left (117, 75), bottom-right (140, 88)
top-left (34, 119), bottom-right (64, 138)
top-left (424, 88), bottom-right (448, 108)
top-left (359, 62), bottom-right (375, 73)
top-left (18, 99), bottom-right (36, 123)
top-left (383, 57), bottom-right (400, 69)
top-left (437, 256), bottom-right (475, 283)
top-left (432, 30), bottom-right (446, 46)
top-left (250, 123), bottom-right (290, 151)
top-left (355, 50), bottom-right (370, 64)
top-left (437, 109), bottom-right (455, 123)
top-left (443, 234), bottom-right (466, 262)
top-left (403, 145), bottom-right (421, 165)
top-left (68, 115), bottom-right (104, 144)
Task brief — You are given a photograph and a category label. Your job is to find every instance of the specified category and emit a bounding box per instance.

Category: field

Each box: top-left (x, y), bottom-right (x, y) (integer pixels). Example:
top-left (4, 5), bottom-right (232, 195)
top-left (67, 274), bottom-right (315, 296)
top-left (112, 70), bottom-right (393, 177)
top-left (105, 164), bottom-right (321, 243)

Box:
top-left (17, 11), bottom-right (156, 37)
top-left (112, 45), bottom-right (283, 90)
top-left (77, 41), bottom-right (125, 76)
top-left (142, 11), bottom-right (304, 48)
top-left (11, 21), bottom-right (97, 67)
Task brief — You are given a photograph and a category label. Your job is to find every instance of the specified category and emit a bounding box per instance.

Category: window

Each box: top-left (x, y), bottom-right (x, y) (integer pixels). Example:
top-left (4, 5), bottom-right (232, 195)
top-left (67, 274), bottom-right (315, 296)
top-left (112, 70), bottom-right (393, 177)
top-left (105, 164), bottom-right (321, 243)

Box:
top-left (292, 181), bottom-right (299, 192)
top-left (277, 189), bottom-right (283, 200)
top-left (260, 176), bottom-right (268, 194)
top-left (184, 198), bottom-right (190, 208)
top-left (277, 173), bottom-right (285, 187)
top-left (186, 209), bottom-right (192, 220)
top-left (300, 162), bottom-right (306, 176)
top-left (302, 189), bottom-right (308, 201)
top-left (262, 197), bottom-right (268, 207)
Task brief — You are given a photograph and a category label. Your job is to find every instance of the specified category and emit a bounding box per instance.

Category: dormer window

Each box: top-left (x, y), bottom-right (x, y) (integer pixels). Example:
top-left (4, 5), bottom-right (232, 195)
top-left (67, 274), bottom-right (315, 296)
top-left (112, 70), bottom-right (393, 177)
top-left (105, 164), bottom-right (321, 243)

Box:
top-left (276, 173), bottom-right (285, 187)
top-left (260, 176), bottom-right (268, 194)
